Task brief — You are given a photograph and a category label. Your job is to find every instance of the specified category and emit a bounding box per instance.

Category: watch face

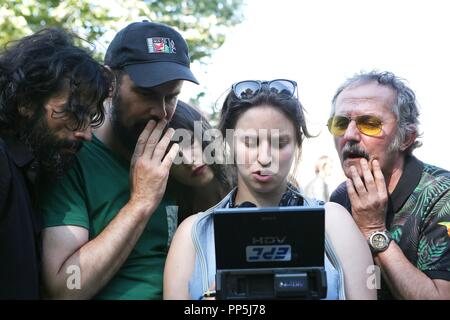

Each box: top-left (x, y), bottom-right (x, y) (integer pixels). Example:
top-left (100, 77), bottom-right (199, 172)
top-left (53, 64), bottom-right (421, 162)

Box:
top-left (372, 234), bottom-right (387, 249)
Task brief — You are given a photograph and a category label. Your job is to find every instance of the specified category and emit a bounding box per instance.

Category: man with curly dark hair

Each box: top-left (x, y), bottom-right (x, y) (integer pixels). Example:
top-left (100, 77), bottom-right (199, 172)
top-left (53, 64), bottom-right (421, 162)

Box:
top-left (0, 28), bottom-right (111, 299)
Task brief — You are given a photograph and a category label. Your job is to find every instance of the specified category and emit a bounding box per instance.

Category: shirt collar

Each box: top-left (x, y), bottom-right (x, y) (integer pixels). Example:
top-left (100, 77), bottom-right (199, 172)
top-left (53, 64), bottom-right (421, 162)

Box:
top-left (390, 155), bottom-right (423, 212)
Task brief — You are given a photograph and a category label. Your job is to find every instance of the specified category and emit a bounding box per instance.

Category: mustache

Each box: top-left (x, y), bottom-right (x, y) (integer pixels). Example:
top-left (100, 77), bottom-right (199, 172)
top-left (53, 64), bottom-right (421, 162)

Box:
top-left (342, 144), bottom-right (370, 161)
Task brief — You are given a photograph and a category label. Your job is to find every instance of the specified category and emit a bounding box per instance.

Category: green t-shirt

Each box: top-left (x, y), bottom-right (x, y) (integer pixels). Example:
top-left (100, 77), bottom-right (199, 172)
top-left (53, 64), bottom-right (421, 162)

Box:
top-left (38, 135), bottom-right (178, 300)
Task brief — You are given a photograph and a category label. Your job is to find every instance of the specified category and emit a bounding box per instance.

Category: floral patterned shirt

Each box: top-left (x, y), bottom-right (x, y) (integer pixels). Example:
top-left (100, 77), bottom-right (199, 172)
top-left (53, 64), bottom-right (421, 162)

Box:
top-left (330, 156), bottom-right (450, 299)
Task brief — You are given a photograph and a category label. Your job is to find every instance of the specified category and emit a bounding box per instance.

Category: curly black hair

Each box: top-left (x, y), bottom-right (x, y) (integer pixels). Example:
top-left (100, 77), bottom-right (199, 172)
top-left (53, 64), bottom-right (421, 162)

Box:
top-left (0, 28), bottom-right (111, 135)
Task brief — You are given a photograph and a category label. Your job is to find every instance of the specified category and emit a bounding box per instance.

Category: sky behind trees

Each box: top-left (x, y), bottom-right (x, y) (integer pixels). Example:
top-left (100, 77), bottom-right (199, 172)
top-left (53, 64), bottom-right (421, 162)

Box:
top-left (180, 0), bottom-right (450, 189)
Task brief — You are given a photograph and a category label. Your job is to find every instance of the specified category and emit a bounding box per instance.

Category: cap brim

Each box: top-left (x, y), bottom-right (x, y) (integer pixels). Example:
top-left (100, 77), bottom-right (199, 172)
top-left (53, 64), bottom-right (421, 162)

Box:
top-left (124, 62), bottom-right (199, 87)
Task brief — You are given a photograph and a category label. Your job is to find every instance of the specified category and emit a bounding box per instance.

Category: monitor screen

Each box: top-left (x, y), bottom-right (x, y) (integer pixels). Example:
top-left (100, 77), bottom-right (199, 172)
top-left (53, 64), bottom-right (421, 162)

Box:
top-left (213, 206), bottom-right (325, 270)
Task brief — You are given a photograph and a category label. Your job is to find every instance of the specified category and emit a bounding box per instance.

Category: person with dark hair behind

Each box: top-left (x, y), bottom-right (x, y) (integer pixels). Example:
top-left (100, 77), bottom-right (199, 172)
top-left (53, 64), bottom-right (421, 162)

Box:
top-left (167, 100), bottom-right (232, 225)
top-left (0, 28), bottom-right (111, 299)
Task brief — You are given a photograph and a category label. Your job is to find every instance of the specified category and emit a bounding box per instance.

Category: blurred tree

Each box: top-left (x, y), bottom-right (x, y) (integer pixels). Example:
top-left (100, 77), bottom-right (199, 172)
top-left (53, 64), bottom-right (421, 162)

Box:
top-left (0, 0), bottom-right (244, 62)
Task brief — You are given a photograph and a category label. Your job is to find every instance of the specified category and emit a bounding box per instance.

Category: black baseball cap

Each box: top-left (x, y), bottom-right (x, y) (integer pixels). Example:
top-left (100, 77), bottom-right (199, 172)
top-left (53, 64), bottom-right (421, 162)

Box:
top-left (105, 20), bottom-right (199, 87)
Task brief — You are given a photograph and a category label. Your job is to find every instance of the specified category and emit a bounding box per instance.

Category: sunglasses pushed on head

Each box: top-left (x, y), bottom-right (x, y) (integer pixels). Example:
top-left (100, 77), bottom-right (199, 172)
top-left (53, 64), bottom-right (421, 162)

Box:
top-left (232, 79), bottom-right (297, 100)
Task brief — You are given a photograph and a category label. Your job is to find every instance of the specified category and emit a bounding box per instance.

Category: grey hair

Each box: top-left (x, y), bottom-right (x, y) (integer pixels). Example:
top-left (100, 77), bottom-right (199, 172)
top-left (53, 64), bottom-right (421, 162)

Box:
top-left (331, 70), bottom-right (422, 154)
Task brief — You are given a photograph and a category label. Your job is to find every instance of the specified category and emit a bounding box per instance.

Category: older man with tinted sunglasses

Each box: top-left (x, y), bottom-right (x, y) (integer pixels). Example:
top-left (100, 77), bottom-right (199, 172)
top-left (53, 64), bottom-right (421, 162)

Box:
top-left (328, 70), bottom-right (450, 300)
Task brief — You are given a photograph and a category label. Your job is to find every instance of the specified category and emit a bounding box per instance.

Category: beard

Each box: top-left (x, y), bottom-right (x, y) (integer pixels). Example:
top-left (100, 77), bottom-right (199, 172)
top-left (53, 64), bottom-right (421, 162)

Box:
top-left (19, 112), bottom-right (82, 178)
top-left (110, 91), bottom-right (153, 154)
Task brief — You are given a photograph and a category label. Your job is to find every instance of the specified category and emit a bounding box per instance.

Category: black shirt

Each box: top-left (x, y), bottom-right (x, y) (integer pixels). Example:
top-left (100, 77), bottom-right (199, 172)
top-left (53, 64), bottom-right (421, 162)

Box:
top-left (0, 136), bottom-right (41, 299)
top-left (330, 155), bottom-right (450, 299)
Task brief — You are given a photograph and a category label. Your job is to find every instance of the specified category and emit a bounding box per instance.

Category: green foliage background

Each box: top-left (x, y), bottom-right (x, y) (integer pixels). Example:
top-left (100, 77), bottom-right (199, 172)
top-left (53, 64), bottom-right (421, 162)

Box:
top-left (0, 0), bottom-right (244, 63)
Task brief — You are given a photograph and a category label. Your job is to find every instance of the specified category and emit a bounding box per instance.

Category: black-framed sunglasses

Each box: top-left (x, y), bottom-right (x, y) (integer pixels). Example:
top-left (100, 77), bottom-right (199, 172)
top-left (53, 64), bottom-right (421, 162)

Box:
top-left (232, 79), bottom-right (297, 100)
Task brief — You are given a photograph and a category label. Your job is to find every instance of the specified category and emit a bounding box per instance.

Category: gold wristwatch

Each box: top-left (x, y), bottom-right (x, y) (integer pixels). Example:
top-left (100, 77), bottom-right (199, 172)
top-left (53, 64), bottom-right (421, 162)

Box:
top-left (368, 230), bottom-right (392, 254)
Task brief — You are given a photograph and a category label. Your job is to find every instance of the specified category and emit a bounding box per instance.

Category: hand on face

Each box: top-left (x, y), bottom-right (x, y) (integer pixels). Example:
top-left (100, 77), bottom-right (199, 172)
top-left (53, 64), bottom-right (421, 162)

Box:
top-left (346, 158), bottom-right (388, 238)
top-left (128, 119), bottom-right (179, 214)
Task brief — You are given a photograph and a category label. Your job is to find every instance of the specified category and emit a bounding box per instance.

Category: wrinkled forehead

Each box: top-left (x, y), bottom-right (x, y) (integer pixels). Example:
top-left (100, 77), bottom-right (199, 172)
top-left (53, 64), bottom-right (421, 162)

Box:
top-left (335, 81), bottom-right (397, 116)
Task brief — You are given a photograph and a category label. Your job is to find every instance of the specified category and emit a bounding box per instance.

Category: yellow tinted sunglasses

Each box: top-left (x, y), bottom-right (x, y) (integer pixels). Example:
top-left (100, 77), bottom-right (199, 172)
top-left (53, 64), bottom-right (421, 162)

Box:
top-left (327, 115), bottom-right (384, 137)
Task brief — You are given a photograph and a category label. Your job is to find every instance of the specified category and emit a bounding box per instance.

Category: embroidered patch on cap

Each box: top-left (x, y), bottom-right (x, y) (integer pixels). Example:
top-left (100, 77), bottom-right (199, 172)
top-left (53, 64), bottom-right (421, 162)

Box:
top-left (147, 37), bottom-right (176, 54)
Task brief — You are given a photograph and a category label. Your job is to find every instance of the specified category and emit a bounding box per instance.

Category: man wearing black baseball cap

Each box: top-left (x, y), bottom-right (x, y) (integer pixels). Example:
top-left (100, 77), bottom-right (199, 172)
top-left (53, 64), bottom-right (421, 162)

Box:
top-left (39, 21), bottom-right (198, 299)
top-left (105, 20), bottom-right (198, 87)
